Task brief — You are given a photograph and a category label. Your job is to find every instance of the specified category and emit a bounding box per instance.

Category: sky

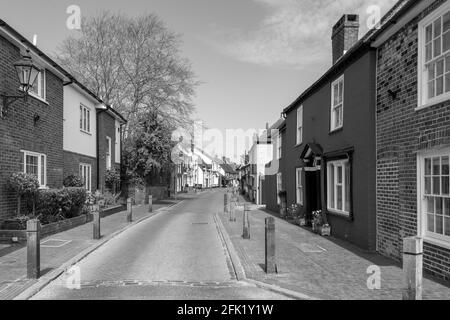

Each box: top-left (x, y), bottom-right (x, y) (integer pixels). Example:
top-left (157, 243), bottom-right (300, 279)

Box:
top-left (1, 0), bottom-right (397, 160)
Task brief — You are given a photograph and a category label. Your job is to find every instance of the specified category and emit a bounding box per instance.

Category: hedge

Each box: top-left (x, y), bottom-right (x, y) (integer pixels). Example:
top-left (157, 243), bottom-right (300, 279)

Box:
top-left (36, 187), bottom-right (87, 224)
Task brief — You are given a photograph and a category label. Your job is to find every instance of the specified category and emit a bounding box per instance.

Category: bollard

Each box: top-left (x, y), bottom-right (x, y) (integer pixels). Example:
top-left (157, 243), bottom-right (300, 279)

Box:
top-left (265, 217), bottom-right (277, 274)
top-left (229, 201), bottom-right (236, 222)
top-left (126, 198), bottom-right (133, 223)
top-left (243, 205), bottom-right (250, 239)
top-left (148, 195), bottom-right (153, 212)
top-left (224, 194), bottom-right (229, 213)
top-left (93, 206), bottom-right (101, 240)
top-left (402, 236), bottom-right (423, 300)
top-left (27, 219), bottom-right (40, 279)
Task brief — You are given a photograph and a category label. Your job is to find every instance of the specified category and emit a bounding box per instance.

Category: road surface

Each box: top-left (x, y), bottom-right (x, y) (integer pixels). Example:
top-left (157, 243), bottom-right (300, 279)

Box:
top-left (32, 190), bottom-right (289, 300)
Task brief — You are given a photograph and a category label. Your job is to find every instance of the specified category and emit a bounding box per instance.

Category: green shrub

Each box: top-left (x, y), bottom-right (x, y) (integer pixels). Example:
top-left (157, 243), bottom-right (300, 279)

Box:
top-left (8, 172), bottom-right (40, 216)
top-left (36, 187), bottom-right (87, 224)
top-left (63, 175), bottom-right (84, 188)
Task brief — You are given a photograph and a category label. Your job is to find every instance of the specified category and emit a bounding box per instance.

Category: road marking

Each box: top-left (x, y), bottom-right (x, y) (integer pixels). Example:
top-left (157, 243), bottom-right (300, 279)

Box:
top-left (41, 239), bottom-right (72, 248)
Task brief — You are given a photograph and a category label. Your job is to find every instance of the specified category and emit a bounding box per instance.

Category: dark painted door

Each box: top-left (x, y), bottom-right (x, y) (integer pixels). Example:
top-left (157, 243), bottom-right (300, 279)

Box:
top-left (305, 170), bottom-right (321, 220)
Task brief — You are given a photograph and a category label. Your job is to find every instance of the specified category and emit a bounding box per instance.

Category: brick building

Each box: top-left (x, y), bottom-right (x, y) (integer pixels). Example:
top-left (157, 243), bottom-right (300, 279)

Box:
top-left (63, 81), bottom-right (126, 194)
top-left (276, 14), bottom-right (378, 251)
top-left (0, 19), bottom-right (126, 222)
top-left (373, 0), bottom-right (450, 281)
top-left (0, 20), bottom-right (65, 220)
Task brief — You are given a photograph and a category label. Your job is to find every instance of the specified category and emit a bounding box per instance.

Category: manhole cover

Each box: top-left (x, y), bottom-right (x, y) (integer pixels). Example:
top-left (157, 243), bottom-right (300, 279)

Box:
top-left (41, 239), bottom-right (71, 248)
top-left (296, 243), bottom-right (327, 253)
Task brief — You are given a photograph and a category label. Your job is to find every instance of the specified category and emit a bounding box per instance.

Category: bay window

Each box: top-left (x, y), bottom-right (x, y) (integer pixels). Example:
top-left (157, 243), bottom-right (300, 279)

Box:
top-left (327, 159), bottom-right (350, 215)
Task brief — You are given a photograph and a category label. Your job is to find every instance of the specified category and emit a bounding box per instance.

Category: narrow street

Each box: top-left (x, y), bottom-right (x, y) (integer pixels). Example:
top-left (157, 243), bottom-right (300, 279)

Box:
top-left (31, 191), bottom-right (288, 300)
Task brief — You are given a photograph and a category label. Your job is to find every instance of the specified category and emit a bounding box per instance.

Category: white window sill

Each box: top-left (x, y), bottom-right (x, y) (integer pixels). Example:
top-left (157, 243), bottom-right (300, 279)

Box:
top-left (327, 208), bottom-right (350, 218)
top-left (80, 129), bottom-right (92, 136)
top-left (28, 92), bottom-right (49, 105)
top-left (330, 126), bottom-right (343, 134)
top-left (423, 235), bottom-right (450, 251)
top-left (416, 95), bottom-right (450, 111)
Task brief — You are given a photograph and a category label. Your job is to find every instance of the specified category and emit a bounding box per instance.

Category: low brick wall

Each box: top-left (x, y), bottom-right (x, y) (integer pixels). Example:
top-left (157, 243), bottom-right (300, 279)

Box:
top-left (0, 204), bottom-right (125, 244)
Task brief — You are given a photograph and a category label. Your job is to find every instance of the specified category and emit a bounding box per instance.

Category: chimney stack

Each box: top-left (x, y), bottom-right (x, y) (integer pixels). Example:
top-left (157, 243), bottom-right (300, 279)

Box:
top-left (332, 14), bottom-right (359, 64)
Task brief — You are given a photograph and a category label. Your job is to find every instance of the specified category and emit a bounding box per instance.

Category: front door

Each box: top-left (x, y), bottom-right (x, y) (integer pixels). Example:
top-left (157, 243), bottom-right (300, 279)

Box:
top-left (305, 170), bottom-right (321, 220)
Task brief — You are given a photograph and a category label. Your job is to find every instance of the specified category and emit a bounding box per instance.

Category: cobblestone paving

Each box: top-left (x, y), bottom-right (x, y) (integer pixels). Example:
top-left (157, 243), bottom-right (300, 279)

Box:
top-left (219, 195), bottom-right (450, 300)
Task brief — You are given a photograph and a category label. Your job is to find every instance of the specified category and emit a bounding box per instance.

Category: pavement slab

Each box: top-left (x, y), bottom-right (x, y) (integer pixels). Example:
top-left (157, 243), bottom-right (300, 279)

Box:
top-left (0, 198), bottom-right (182, 300)
top-left (218, 194), bottom-right (450, 300)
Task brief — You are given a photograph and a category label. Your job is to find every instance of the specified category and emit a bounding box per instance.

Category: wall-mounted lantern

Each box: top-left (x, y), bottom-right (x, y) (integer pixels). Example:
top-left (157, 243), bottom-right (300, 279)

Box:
top-left (1, 49), bottom-right (40, 118)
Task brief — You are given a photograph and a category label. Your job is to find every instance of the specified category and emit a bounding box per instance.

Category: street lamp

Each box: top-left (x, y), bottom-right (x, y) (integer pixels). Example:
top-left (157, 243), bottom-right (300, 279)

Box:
top-left (1, 49), bottom-right (41, 118)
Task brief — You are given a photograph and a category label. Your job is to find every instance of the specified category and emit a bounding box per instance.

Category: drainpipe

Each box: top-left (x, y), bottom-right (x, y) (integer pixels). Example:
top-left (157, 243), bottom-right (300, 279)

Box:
top-left (96, 108), bottom-right (107, 191)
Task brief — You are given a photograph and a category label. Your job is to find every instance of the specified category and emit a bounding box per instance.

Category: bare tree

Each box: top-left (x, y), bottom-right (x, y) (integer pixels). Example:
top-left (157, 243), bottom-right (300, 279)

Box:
top-left (56, 11), bottom-right (199, 184)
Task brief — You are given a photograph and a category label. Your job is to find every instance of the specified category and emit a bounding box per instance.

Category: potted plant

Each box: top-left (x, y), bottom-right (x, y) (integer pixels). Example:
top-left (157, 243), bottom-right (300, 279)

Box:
top-left (8, 173), bottom-right (40, 216)
top-left (278, 190), bottom-right (287, 218)
top-left (312, 210), bottom-right (331, 236)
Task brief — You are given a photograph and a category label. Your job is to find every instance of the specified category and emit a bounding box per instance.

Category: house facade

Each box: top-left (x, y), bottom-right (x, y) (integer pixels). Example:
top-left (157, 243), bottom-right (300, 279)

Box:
top-left (281, 14), bottom-right (378, 251)
top-left (0, 19), bottom-right (127, 223)
top-left (0, 20), bottom-right (66, 220)
top-left (373, 0), bottom-right (450, 281)
top-left (63, 82), bottom-right (126, 193)
top-left (264, 119), bottom-right (286, 213)
top-left (248, 132), bottom-right (273, 205)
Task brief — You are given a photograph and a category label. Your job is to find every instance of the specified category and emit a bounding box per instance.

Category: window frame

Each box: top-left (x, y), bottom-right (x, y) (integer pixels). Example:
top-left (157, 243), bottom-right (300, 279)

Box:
top-left (417, 2), bottom-right (450, 110)
top-left (296, 167), bottom-right (304, 205)
top-left (276, 172), bottom-right (282, 205)
top-left (79, 163), bottom-right (92, 192)
top-left (327, 159), bottom-right (350, 216)
top-left (330, 75), bottom-right (344, 132)
top-left (276, 132), bottom-right (282, 159)
top-left (417, 147), bottom-right (450, 248)
top-left (106, 136), bottom-right (112, 170)
top-left (20, 150), bottom-right (47, 188)
top-left (296, 105), bottom-right (303, 145)
top-left (79, 104), bottom-right (92, 134)
top-left (28, 69), bottom-right (46, 102)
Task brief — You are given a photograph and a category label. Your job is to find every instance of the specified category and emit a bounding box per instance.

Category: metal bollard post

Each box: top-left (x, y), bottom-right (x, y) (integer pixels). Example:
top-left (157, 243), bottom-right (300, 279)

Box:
top-left (243, 204), bottom-right (250, 239)
top-left (126, 198), bottom-right (133, 223)
top-left (27, 219), bottom-right (40, 279)
top-left (148, 195), bottom-right (153, 213)
top-left (93, 206), bottom-right (101, 240)
top-left (402, 236), bottom-right (423, 300)
top-left (265, 217), bottom-right (277, 274)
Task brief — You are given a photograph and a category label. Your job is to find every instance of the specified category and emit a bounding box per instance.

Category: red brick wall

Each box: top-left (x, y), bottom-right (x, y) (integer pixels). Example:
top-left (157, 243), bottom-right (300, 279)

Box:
top-left (0, 35), bottom-right (64, 220)
top-left (63, 151), bottom-right (97, 190)
top-left (97, 111), bottom-right (118, 192)
top-left (376, 0), bottom-right (450, 281)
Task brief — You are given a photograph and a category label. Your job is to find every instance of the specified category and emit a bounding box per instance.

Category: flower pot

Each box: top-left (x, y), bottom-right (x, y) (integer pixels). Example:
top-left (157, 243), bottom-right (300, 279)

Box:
top-left (298, 218), bottom-right (307, 227)
top-left (319, 225), bottom-right (331, 237)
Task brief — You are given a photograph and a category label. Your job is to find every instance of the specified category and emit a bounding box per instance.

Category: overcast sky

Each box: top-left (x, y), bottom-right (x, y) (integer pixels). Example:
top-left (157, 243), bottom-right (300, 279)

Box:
top-left (1, 0), bottom-right (397, 157)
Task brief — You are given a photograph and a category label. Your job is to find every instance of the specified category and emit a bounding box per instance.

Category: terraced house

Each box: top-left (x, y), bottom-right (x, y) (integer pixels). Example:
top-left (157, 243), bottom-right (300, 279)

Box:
top-left (275, 13), bottom-right (378, 251)
top-left (0, 19), bottom-right (126, 222)
top-left (373, 0), bottom-right (450, 281)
